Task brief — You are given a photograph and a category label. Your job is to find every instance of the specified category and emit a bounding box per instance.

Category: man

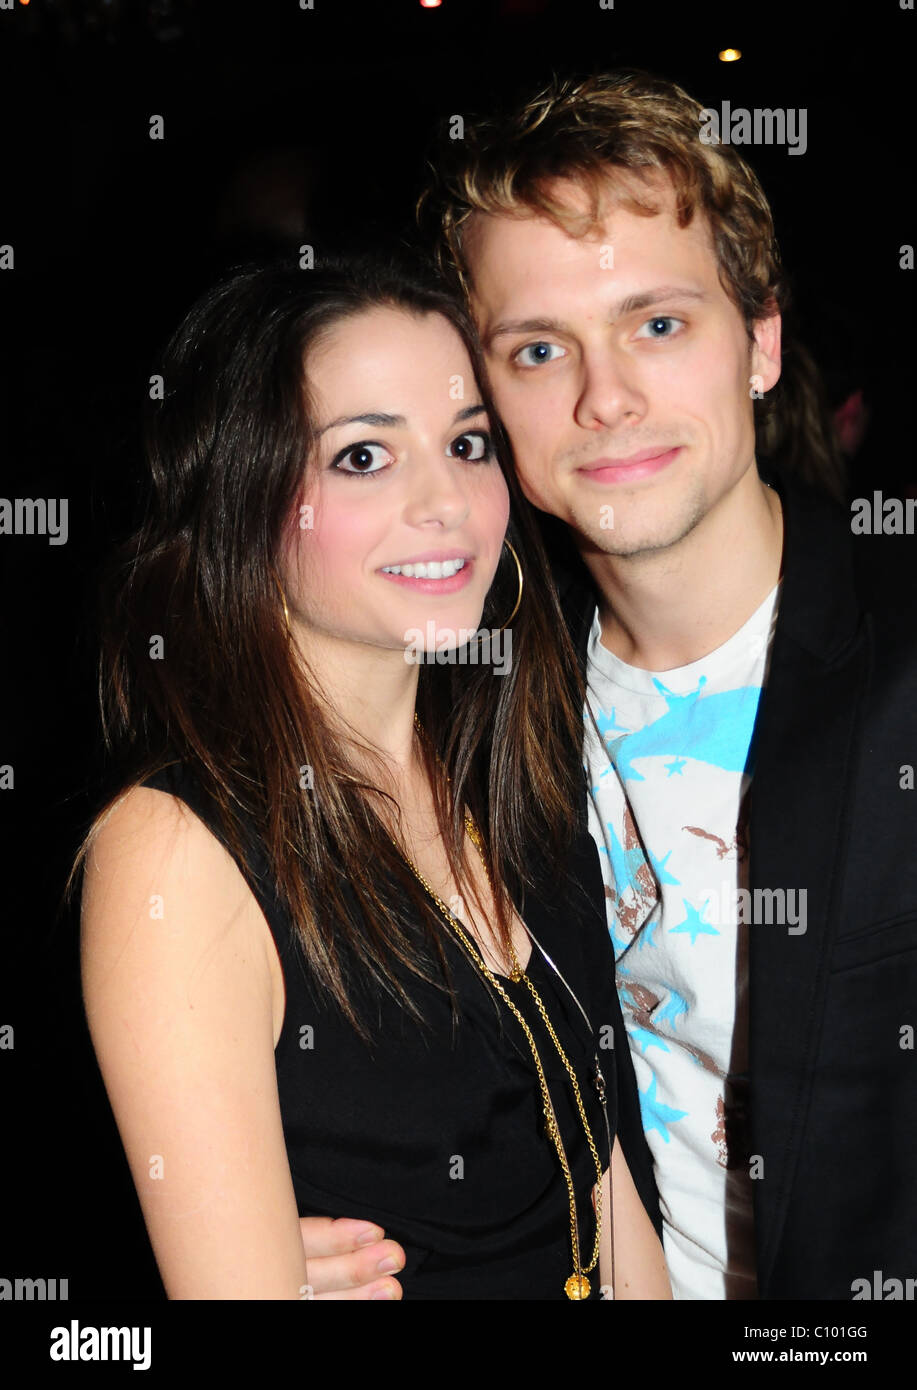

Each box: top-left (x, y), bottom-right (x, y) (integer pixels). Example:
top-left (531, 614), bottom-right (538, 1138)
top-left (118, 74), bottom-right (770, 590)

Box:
top-left (300, 69), bottom-right (917, 1299)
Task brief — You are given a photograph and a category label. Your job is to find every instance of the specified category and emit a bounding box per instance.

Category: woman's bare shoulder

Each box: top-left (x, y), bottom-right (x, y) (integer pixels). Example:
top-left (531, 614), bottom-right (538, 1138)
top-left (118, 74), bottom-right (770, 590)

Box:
top-left (79, 782), bottom-right (307, 1298)
top-left (81, 781), bottom-right (272, 988)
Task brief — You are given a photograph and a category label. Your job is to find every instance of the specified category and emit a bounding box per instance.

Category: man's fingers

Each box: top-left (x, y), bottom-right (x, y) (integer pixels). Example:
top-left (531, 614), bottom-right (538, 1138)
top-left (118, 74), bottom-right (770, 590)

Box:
top-left (303, 1239), bottom-right (406, 1296)
top-left (297, 1216), bottom-right (406, 1297)
top-left (299, 1215), bottom-right (386, 1259)
top-left (309, 1275), bottom-right (403, 1301)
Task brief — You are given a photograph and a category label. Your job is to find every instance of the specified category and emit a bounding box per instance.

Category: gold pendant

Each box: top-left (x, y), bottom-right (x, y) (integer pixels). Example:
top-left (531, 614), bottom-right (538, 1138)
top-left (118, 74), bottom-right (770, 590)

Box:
top-left (510, 966), bottom-right (522, 983)
top-left (565, 1273), bottom-right (590, 1300)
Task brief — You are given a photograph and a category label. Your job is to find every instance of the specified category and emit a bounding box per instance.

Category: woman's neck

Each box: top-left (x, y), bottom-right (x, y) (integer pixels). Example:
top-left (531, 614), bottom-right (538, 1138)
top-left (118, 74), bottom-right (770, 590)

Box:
top-left (290, 622), bottom-right (423, 784)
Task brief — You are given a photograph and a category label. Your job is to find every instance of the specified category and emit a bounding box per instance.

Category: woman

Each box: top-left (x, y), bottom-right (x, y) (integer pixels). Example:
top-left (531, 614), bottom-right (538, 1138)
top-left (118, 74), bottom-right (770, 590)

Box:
top-left (73, 251), bottom-right (671, 1300)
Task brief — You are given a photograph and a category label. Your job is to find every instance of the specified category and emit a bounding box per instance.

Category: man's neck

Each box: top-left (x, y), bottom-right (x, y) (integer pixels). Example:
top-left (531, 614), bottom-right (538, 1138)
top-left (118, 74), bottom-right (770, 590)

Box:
top-left (582, 469), bottom-right (784, 672)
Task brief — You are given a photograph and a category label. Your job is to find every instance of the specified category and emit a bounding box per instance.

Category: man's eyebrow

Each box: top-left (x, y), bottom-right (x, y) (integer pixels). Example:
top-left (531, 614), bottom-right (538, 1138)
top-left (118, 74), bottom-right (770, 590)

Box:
top-left (613, 286), bottom-right (710, 316)
top-left (317, 403), bottom-right (486, 436)
top-left (485, 287), bottom-right (710, 347)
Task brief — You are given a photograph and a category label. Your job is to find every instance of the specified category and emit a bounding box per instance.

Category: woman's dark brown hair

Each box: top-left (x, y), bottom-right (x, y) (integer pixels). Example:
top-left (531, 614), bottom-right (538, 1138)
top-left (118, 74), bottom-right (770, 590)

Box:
top-left (66, 251), bottom-right (590, 1040)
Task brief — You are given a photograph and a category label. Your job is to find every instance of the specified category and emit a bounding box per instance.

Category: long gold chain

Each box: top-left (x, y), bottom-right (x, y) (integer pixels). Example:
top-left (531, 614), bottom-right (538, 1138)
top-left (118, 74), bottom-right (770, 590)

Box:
top-left (385, 717), bottom-right (605, 1299)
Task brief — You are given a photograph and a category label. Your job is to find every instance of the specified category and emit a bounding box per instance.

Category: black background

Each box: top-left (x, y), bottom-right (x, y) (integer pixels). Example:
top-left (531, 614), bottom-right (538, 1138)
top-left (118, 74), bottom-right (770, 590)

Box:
top-left (0, 0), bottom-right (913, 1344)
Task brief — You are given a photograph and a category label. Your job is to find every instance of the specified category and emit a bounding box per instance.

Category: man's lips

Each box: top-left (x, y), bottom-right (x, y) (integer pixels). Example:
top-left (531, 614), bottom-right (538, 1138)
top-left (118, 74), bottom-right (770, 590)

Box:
top-left (577, 446), bottom-right (682, 483)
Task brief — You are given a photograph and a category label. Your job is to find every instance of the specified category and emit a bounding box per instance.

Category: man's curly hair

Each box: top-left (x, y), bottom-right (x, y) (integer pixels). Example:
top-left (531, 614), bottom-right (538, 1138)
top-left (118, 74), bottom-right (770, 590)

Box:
top-left (416, 69), bottom-right (846, 501)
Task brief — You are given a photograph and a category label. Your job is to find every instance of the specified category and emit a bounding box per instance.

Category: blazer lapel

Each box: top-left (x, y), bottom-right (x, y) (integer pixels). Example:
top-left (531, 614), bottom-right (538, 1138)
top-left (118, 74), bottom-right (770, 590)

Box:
top-left (746, 473), bottom-right (869, 1295)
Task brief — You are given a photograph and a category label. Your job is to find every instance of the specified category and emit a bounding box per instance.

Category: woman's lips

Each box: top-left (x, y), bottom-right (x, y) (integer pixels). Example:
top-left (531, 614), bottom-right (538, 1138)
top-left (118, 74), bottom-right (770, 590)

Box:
top-left (577, 446), bottom-right (682, 484)
top-left (378, 558), bottom-right (475, 594)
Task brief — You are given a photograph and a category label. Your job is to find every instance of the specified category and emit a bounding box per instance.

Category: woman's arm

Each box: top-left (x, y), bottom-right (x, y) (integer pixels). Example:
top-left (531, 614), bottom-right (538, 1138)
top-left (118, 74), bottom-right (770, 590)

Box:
top-left (81, 785), bottom-right (312, 1299)
top-left (597, 1137), bottom-right (672, 1300)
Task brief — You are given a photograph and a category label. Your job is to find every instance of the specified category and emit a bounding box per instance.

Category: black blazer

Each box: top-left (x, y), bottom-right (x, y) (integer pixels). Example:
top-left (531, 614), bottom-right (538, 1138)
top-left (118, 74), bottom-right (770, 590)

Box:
top-left (550, 468), bottom-right (917, 1299)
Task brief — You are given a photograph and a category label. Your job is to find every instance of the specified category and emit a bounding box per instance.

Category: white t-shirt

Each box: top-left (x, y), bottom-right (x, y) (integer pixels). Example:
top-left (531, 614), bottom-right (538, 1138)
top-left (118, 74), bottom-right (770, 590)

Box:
top-left (583, 583), bottom-right (781, 1299)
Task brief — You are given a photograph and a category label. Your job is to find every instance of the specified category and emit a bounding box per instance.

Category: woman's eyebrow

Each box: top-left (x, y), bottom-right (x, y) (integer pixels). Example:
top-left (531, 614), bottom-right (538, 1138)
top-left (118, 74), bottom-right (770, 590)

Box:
top-left (318, 402), bottom-right (487, 436)
top-left (317, 411), bottom-right (405, 436)
top-left (452, 402), bottom-right (487, 424)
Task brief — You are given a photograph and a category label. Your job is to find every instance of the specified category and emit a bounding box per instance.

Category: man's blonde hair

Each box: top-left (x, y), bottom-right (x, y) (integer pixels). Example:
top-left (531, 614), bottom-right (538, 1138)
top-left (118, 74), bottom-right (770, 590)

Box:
top-left (418, 69), bottom-right (786, 336)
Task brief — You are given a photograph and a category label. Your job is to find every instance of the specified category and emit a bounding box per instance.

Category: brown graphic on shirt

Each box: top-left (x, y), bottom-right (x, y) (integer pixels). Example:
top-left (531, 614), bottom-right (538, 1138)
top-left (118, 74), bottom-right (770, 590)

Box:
top-left (622, 983), bottom-right (667, 1057)
top-left (711, 1082), bottom-right (753, 1170)
top-left (712, 1096), bottom-right (729, 1168)
top-left (610, 802), bottom-right (659, 939)
top-left (682, 825), bottom-right (739, 859)
top-left (625, 983), bottom-right (661, 1017)
top-left (622, 981), bottom-right (719, 1075)
top-left (681, 787), bottom-right (751, 869)
top-left (678, 1038), bottom-right (720, 1075)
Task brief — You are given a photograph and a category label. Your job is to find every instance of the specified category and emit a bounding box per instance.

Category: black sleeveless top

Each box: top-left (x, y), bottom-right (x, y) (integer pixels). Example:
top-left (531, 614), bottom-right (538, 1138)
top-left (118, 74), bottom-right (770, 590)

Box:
top-left (141, 760), bottom-right (626, 1300)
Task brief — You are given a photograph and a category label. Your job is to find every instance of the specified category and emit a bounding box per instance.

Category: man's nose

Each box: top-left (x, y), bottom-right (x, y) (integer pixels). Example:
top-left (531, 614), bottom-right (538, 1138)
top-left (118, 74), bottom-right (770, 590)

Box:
top-left (573, 345), bottom-right (646, 432)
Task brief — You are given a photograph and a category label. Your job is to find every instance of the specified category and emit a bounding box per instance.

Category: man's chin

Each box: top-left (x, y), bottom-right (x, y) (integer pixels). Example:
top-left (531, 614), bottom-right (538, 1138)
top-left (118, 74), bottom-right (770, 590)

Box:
top-left (575, 506), bottom-right (707, 562)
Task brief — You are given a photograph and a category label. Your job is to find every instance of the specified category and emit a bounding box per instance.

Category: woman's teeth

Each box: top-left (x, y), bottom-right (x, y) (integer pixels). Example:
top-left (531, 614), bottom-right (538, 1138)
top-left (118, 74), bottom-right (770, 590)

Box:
top-left (381, 558), bottom-right (467, 579)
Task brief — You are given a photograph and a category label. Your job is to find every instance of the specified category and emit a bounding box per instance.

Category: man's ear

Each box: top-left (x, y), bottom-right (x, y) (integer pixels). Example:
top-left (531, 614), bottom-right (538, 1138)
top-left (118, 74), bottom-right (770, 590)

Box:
top-left (750, 305), bottom-right (782, 392)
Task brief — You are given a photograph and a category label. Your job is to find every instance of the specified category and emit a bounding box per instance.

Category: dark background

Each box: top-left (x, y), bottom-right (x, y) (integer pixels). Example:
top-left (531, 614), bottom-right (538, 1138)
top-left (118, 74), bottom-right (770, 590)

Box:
top-left (1, 0), bottom-right (913, 1305)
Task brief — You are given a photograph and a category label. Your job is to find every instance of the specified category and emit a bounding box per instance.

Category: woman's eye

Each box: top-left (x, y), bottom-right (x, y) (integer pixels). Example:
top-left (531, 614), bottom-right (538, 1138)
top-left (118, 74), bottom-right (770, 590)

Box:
top-left (513, 341), bottom-right (565, 367)
top-left (331, 443), bottom-right (391, 476)
top-left (635, 315), bottom-right (683, 340)
top-left (447, 431), bottom-right (492, 463)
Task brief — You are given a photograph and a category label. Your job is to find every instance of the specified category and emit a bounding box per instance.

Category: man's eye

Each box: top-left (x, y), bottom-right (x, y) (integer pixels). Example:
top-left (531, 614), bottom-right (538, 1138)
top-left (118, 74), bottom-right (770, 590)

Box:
top-left (513, 342), bottom-right (565, 367)
top-left (330, 443), bottom-right (391, 476)
top-left (635, 316), bottom-right (684, 340)
top-left (447, 430), bottom-right (493, 462)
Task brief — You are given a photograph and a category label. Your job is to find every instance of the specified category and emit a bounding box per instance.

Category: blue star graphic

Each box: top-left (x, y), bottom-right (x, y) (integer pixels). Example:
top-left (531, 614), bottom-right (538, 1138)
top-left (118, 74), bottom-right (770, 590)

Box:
top-left (669, 898), bottom-right (720, 945)
top-left (599, 820), bottom-right (647, 886)
top-left (606, 913), bottom-right (630, 959)
top-left (664, 756), bottom-right (688, 776)
top-left (636, 911), bottom-right (663, 951)
top-left (655, 987), bottom-right (688, 1030)
top-left (606, 674), bottom-right (762, 783)
top-left (594, 706), bottom-right (632, 740)
top-left (639, 1073), bottom-right (688, 1143)
top-left (646, 845), bottom-right (680, 887)
top-left (597, 821), bottom-right (649, 958)
top-left (629, 1026), bottom-right (671, 1055)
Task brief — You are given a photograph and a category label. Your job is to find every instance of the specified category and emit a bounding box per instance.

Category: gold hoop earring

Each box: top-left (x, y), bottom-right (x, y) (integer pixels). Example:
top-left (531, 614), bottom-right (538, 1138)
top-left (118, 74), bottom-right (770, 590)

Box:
top-left (272, 570), bottom-right (291, 636)
top-left (497, 539), bottom-right (523, 632)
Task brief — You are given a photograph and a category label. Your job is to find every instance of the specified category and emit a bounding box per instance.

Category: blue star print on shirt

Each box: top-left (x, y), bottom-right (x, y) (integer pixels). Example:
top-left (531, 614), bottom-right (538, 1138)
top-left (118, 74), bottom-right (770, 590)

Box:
top-left (595, 706), bottom-right (632, 739)
top-left (646, 845), bottom-right (680, 886)
top-left (630, 1026), bottom-right (671, 1055)
top-left (669, 898), bottom-right (720, 945)
top-left (639, 1073), bottom-right (688, 1142)
top-left (655, 987), bottom-right (689, 1030)
top-left (596, 818), bottom-right (649, 957)
top-left (606, 676), bottom-right (761, 782)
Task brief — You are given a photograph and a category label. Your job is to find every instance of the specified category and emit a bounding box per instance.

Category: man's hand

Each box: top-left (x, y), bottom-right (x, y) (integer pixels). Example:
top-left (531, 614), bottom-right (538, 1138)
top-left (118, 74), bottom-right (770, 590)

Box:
top-left (299, 1217), bottom-right (405, 1300)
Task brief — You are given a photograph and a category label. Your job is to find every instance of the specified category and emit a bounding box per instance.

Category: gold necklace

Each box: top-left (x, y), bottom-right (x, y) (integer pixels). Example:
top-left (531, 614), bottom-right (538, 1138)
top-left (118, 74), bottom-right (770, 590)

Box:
top-left (387, 718), bottom-right (605, 1299)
